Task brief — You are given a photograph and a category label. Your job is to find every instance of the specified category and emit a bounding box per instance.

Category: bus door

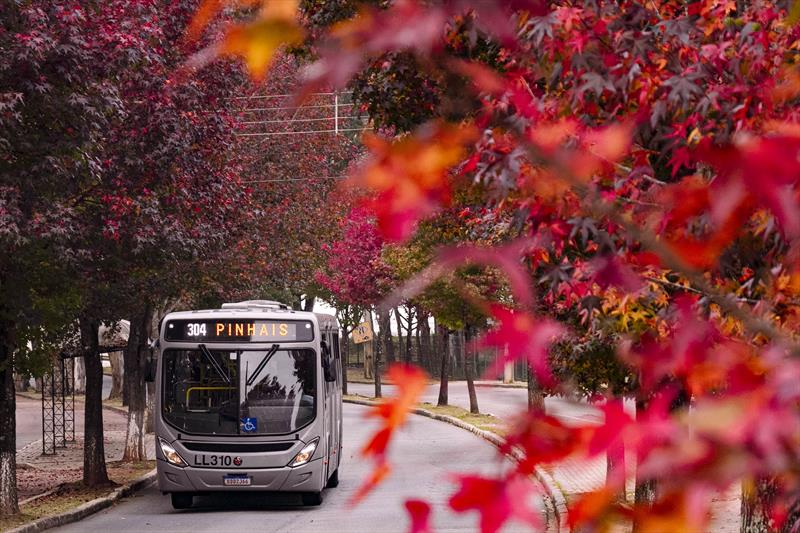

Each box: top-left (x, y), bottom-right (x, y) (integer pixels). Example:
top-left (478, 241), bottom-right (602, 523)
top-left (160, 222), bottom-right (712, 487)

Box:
top-left (331, 330), bottom-right (342, 472)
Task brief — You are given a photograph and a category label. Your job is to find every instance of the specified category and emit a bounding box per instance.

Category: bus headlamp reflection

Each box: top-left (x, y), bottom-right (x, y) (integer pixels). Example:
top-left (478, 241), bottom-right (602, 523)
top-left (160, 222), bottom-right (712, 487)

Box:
top-left (158, 438), bottom-right (188, 467)
top-left (288, 438), bottom-right (319, 468)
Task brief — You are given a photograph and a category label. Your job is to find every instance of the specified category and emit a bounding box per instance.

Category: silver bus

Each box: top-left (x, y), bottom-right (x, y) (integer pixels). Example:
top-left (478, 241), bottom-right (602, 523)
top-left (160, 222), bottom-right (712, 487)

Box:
top-left (150, 300), bottom-right (343, 509)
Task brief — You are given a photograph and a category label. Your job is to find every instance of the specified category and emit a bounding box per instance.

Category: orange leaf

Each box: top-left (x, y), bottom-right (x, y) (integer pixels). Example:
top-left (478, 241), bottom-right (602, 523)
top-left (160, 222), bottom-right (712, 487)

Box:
top-left (362, 364), bottom-right (427, 458)
top-left (221, 14), bottom-right (303, 79)
top-left (354, 121), bottom-right (477, 241)
top-left (350, 461), bottom-right (391, 506)
top-left (186, 0), bottom-right (262, 41)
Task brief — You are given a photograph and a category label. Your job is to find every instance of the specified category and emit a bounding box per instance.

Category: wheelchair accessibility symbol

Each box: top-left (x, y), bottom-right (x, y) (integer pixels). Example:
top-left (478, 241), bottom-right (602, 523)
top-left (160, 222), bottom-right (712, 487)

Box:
top-left (241, 417), bottom-right (257, 433)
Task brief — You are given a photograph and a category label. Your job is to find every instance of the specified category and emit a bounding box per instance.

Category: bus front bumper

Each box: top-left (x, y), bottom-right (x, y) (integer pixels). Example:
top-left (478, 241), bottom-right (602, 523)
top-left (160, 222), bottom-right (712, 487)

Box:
top-left (157, 458), bottom-right (325, 493)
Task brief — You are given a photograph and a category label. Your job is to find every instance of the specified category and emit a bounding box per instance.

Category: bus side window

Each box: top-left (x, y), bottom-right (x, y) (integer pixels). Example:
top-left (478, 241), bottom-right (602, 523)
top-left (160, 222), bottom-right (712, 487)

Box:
top-left (321, 338), bottom-right (336, 382)
top-left (332, 332), bottom-right (341, 383)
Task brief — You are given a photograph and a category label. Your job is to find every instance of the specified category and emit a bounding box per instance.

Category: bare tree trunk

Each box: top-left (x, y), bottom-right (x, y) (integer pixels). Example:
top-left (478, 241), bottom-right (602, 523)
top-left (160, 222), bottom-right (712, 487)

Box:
top-left (371, 309), bottom-right (382, 398)
top-left (379, 308), bottom-right (394, 370)
top-left (13, 373), bottom-right (28, 392)
top-left (464, 327), bottom-right (479, 414)
top-left (303, 295), bottom-right (316, 312)
top-left (405, 308), bottom-right (413, 364)
top-left (606, 396), bottom-right (626, 502)
top-left (123, 303), bottom-right (153, 462)
top-left (741, 477), bottom-right (800, 533)
top-left (393, 307), bottom-right (402, 364)
top-left (633, 394), bottom-right (656, 530)
top-left (74, 356), bottom-right (86, 394)
top-left (108, 351), bottom-right (123, 401)
top-left (80, 316), bottom-right (110, 487)
top-left (437, 326), bottom-right (449, 407)
top-left (527, 366), bottom-right (545, 411)
top-left (420, 311), bottom-right (432, 373)
top-left (0, 317), bottom-right (19, 515)
top-left (340, 333), bottom-right (349, 395)
top-left (144, 381), bottom-right (155, 434)
top-left (414, 310), bottom-right (428, 370)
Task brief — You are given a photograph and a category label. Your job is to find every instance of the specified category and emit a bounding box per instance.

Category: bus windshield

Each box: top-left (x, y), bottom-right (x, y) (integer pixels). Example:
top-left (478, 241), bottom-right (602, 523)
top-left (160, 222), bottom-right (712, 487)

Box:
top-left (161, 348), bottom-right (316, 436)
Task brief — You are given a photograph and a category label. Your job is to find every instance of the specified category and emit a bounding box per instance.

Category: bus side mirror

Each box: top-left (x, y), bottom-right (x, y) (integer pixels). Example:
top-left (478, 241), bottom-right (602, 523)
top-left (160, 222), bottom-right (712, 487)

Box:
top-left (144, 340), bottom-right (157, 383)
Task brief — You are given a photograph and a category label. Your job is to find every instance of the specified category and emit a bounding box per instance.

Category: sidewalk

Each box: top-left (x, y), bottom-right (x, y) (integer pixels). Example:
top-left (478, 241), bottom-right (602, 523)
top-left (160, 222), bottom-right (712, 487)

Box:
top-left (15, 394), bottom-right (155, 501)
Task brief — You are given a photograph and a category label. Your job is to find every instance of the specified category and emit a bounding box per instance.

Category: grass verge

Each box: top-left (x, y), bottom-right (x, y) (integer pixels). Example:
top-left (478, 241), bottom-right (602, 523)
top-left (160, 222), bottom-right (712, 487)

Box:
top-left (344, 394), bottom-right (505, 434)
top-left (0, 460), bottom-right (155, 531)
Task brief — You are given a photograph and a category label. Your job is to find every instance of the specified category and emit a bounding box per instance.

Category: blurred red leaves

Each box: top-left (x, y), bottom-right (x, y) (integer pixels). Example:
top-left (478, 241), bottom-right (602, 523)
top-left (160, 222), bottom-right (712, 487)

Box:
top-left (698, 133), bottom-right (800, 239)
top-left (479, 305), bottom-right (565, 386)
top-left (405, 499), bottom-right (432, 533)
top-left (502, 413), bottom-right (582, 474)
top-left (186, 0), bottom-right (302, 79)
top-left (352, 122), bottom-right (477, 241)
top-left (352, 364), bottom-right (427, 504)
top-left (449, 474), bottom-right (542, 533)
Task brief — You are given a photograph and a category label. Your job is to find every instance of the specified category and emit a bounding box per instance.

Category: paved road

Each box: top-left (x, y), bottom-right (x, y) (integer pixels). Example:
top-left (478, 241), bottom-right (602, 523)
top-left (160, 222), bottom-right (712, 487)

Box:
top-left (348, 381), bottom-right (613, 426)
top-left (54, 403), bottom-right (539, 533)
top-left (15, 395), bottom-right (43, 450)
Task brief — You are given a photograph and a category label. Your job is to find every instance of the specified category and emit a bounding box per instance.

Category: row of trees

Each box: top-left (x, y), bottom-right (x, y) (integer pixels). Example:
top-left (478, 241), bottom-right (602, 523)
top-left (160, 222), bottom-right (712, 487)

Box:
top-left (0, 1), bottom-right (360, 516)
top-left (190, 0), bottom-right (800, 531)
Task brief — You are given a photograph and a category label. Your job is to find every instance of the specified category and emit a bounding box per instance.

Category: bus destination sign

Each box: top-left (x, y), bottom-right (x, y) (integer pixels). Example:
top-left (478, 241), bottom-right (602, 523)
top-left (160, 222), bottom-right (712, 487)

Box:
top-left (164, 319), bottom-right (314, 343)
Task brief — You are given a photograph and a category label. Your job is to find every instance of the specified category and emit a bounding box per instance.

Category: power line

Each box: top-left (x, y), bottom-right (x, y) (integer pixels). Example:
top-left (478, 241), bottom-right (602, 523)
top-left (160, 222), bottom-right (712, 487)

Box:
top-left (236, 103), bottom-right (356, 113)
top-left (235, 127), bottom-right (372, 137)
top-left (231, 91), bottom-right (353, 100)
top-left (237, 116), bottom-right (363, 125)
top-left (241, 175), bottom-right (349, 184)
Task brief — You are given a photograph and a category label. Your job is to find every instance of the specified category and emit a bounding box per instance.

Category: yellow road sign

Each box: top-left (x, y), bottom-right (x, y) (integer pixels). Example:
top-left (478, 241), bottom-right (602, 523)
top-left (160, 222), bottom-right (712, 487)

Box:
top-left (352, 321), bottom-right (373, 344)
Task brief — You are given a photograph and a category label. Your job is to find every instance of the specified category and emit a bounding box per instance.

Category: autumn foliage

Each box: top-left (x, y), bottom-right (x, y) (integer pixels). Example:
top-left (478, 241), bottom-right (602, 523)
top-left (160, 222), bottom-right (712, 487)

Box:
top-left (186, 0), bottom-right (800, 531)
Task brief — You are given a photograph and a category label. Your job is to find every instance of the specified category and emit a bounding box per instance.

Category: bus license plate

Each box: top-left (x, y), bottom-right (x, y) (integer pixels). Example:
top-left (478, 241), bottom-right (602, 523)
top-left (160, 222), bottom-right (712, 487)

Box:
top-left (223, 475), bottom-right (251, 486)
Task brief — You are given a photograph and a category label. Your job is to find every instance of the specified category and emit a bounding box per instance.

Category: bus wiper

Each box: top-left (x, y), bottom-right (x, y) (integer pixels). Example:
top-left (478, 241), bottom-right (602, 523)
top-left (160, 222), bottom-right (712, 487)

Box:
top-left (199, 344), bottom-right (231, 384)
top-left (246, 344), bottom-right (279, 387)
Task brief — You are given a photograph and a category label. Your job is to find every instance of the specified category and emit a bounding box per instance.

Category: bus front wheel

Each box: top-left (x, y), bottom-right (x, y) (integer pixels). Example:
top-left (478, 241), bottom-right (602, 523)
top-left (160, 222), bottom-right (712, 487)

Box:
top-left (171, 493), bottom-right (193, 510)
top-left (301, 491), bottom-right (323, 506)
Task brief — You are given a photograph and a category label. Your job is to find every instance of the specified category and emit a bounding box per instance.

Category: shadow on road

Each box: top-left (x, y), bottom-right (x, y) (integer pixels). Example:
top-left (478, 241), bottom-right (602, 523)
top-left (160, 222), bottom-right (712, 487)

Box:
top-left (176, 491), bottom-right (323, 512)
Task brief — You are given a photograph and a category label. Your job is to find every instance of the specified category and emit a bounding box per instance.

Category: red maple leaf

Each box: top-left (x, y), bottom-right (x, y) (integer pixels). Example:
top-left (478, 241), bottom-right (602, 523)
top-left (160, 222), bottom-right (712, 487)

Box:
top-left (405, 499), bottom-right (432, 533)
top-left (480, 305), bottom-right (565, 386)
top-left (449, 474), bottom-right (542, 533)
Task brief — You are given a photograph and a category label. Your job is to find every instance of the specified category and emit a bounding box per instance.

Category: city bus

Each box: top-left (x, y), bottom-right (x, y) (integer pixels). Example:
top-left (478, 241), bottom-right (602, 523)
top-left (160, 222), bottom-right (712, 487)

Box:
top-left (150, 300), bottom-right (343, 509)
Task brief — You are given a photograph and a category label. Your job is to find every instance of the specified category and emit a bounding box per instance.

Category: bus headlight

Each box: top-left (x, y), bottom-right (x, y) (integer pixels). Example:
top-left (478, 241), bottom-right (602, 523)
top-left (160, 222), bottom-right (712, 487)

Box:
top-left (289, 438), bottom-right (319, 468)
top-left (158, 438), bottom-right (187, 467)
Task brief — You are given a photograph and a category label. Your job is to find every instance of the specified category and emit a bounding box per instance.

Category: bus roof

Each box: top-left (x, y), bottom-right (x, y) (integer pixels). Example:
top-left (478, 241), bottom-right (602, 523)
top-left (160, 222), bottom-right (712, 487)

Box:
top-left (162, 301), bottom-right (338, 329)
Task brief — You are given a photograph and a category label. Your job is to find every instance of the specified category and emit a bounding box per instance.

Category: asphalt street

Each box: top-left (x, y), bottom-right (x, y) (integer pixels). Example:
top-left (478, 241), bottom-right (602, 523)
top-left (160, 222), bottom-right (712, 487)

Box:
top-left (53, 403), bottom-right (538, 533)
top-left (15, 395), bottom-right (43, 450)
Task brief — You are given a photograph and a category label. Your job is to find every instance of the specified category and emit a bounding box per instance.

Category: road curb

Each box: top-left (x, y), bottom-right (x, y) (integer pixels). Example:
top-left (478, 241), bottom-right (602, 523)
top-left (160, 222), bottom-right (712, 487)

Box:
top-left (8, 469), bottom-right (157, 533)
top-left (344, 397), bottom-right (567, 532)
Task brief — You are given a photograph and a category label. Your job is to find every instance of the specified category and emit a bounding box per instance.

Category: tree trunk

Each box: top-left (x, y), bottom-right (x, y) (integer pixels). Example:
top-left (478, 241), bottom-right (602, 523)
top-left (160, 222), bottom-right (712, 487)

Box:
top-left (123, 303), bottom-right (152, 462)
top-left (371, 309), bottom-right (382, 398)
top-left (464, 327), bottom-right (479, 414)
top-left (108, 351), bottom-right (123, 401)
top-left (303, 295), bottom-right (316, 312)
top-left (80, 316), bottom-right (110, 487)
top-left (0, 318), bottom-right (19, 515)
top-left (606, 396), bottom-right (626, 502)
top-left (414, 310), bottom-right (422, 367)
top-left (379, 308), bottom-right (394, 372)
top-left (144, 381), bottom-right (155, 434)
top-left (13, 373), bottom-right (28, 392)
top-left (340, 334), bottom-right (349, 395)
top-left (527, 366), bottom-right (545, 412)
top-left (405, 308), bottom-right (413, 364)
top-left (396, 307), bottom-right (407, 363)
top-left (74, 356), bottom-right (86, 394)
top-left (741, 477), bottom-right (800, 533)
top-left (437, 326), bottom-right (449, 407)
top-left (633, 394), bottom-right (656, 529)
top-left (420, 311), bottom-right (432, 372)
